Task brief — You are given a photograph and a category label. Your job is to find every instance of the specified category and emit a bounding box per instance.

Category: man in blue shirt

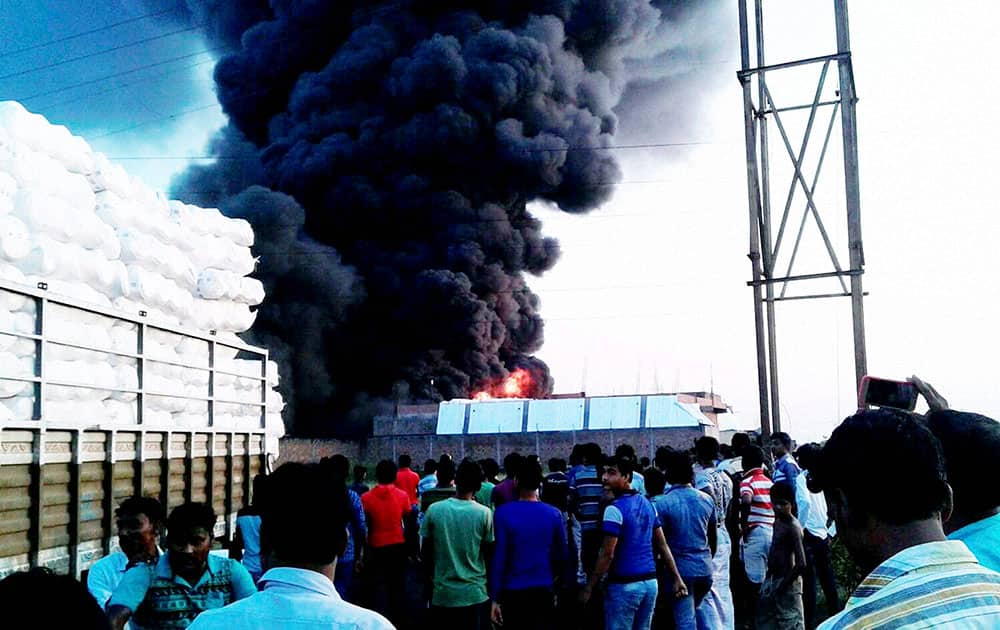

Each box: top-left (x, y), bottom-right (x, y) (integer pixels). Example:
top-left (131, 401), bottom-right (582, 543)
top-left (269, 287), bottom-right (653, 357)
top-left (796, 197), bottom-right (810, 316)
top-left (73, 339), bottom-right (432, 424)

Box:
top-left (769, 432), bottom-right (801, 486)
top-left (88, 496), bottom-right (164, 611)
top-left (581, 456), bottom-right (687, 630)
top-left (615, 444), bottom-right (646, 496)
top-left (108, 502), bottom-right (257, 630)
top-left (653, 450), bottom-right (717, 630)
top-left (418, 458), bottom-right (438, 498)
top-left (321, 455), bottom-right (368, 602)
top-left (926, 409), bottom-right (1000, 572)
top-left (491, 459), bottom-right (568, 629)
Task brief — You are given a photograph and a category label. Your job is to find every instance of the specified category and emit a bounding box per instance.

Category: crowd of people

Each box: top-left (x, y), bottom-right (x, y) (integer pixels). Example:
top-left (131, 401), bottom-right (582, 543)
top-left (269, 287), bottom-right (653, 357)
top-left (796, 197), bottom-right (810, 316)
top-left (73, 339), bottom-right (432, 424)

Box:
top-left (3, 382), bottom-right (1000, 630)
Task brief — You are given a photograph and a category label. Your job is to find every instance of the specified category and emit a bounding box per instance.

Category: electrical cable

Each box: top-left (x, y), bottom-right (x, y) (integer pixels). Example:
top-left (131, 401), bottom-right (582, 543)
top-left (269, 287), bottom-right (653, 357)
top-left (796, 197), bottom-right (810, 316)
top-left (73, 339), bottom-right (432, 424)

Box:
top-left (0, 23), bottom-right (206, 82)
top-left (0, 6), bottom-right (184, 57)
top-left (15, 46), bottom-right (228, 103)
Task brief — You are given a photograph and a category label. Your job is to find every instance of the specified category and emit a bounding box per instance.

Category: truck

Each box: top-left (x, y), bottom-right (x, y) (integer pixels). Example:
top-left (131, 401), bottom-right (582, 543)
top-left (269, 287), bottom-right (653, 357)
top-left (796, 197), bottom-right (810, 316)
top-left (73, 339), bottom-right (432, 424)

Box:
top-left (0, 278), bottom-right (281, 579)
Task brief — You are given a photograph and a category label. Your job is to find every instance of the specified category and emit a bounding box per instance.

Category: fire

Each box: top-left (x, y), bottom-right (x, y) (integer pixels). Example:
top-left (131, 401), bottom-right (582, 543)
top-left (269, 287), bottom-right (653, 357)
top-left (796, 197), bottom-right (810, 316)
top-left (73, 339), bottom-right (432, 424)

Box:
top-left (471, 368), bottom-right (534, 400)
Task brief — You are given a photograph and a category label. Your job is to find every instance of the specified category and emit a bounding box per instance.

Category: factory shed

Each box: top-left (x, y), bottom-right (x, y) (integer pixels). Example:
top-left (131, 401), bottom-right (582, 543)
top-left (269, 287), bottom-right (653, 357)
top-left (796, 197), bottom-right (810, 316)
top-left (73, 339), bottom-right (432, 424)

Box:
top-left (365, 392), bottom-right (726, 464)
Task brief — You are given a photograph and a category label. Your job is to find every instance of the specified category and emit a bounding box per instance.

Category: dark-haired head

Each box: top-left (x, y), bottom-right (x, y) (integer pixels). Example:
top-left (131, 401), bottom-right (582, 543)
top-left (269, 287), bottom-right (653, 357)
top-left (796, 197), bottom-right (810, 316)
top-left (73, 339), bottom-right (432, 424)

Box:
top-left (516, 458), bottom-right (543, 493)
top-left (166, 502), bottom-right (216, 578)
top-left (569, 444), bottom-right (583, 467)
top-left (654, 446), bottom-right (673, 471)
top-left (644, 467), bottom-right (666, 497)
top-left (503, 452), bottom-right (523, 478)
top-left (742, 445), bottom-right (766, 471)
top-left (771, 480), bottom-right (795, 504)
top-left (924, 409), bottom-right (1000, 533)
top-left (325, 454), bottom-right (350, 480)
top-left (398, 454), bottom-right (412, 469)
top-left (602, 455), bottom-right (634, 493)
top-left (353, 465), bottom-right (367, 482)
top-left (731, 432), bottom-right (750, 456)
top-left (771, 480), bottom-right (796, 518)
top-left (456, 459), bottom-right (483, 494)
top-left (375, 460), bottom-right (398, 485)
top-left (259, 462), bottom-right (349, 570)
top-left (695, 436), bottom-right (720, 465)
top-left (583, 443), bottom-right (603, 465)
top-left (0, 568), bottom-right (110, 629)
top-left (769, 431), bottom-right (793, 457)
top-left (811, 408), bottom-right (952, 573)
top-left (117, 496), bottom-right (165, 527)
top-left (615, 443), bottom-right (636, 461)
top-left (116, 496), bottom-right (164, 561)
top-left (423, 459), bottom-right (438, 475)
top-left (480, 458), bottom-right (499, 481)
top-left (664, 450), bottom-right (695, 486)
top-left (167, 502), bottom-right (215, 542)
top-left (548, 457), bottom-right (566, 473)
top-left (437, 456), bottom-right (456, 486)
top-left (794, 443), bottom-right (822, 472)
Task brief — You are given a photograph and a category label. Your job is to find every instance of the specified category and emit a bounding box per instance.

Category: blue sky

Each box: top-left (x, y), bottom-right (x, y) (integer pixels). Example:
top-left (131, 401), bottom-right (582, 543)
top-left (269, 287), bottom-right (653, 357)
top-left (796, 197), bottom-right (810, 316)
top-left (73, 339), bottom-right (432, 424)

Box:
top-left (0, 0), bottom-right (224, 187)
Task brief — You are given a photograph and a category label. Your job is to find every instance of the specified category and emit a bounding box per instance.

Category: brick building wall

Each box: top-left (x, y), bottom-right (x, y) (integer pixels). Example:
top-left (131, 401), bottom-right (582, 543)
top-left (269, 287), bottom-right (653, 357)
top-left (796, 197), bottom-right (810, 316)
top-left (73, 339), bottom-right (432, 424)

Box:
top-left (277, 437), bottom-right (363, 464)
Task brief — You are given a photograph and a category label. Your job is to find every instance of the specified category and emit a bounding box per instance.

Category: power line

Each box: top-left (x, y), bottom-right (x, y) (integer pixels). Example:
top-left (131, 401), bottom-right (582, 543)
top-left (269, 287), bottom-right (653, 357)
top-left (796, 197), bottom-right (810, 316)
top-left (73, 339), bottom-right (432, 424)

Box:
top-left (89, 99), bottom-right (223, 139)
top-left (0, 6), bottom-right (184, 57)
top-left (40, 56), bottom-right (220, 114)
top-left (105, 140), bottom-right (729, 159)
top-left (16, 46), bottom-right (227, 103)
top-left (0, 23), bottom-right (206, 82)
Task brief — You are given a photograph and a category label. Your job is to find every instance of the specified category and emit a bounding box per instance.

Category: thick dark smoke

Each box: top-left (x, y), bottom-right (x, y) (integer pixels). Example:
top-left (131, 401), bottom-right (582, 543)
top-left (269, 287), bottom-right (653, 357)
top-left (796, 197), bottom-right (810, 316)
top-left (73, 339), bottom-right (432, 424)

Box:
top-left (163, 1), bottom-right (719, 437)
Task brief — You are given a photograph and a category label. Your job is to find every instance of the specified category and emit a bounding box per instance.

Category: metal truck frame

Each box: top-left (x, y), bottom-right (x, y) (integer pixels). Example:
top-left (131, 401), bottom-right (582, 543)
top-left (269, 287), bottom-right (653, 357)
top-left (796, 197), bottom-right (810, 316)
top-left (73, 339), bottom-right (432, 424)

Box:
top-left (0, 278), bottom-right (279, 578)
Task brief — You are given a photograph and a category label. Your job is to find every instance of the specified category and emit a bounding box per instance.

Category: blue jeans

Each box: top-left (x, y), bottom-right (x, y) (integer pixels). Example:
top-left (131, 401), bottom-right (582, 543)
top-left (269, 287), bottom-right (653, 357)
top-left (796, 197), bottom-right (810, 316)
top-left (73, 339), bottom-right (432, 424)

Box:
top-left (605, 579), bottom-right (658, 630)
top-left (672, 576), bottom-right (712, 630)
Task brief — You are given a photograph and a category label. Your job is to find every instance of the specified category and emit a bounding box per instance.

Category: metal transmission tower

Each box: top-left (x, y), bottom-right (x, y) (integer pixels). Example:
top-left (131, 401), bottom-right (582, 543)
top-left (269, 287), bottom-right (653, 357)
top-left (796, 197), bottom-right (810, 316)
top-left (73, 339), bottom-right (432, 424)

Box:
top-left (737, 0), bottom-right (867, 436)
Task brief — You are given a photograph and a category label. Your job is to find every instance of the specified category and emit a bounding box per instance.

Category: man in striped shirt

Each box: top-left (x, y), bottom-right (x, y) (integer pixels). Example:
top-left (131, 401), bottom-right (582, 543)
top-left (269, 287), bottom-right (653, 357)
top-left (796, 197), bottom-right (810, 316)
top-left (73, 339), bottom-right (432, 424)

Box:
top-left (813, 408), bottom-right (1000, 629)
top-left (739, 444), bottom-right (774, 619)
top-left (568, 443), bottom-right (606, 584)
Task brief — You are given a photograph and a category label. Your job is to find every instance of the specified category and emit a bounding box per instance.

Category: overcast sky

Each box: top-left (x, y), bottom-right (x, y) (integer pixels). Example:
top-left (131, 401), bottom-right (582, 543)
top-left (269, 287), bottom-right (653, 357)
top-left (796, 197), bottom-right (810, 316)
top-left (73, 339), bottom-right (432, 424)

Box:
top-left (2, 1), bottom-right (997, 442)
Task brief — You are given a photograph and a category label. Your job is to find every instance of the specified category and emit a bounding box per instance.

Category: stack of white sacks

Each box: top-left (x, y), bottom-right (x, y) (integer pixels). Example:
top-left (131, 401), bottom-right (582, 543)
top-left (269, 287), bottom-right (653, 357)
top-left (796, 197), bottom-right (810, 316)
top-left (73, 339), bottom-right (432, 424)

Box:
top-left (0, 101), bottom-right (283, 432)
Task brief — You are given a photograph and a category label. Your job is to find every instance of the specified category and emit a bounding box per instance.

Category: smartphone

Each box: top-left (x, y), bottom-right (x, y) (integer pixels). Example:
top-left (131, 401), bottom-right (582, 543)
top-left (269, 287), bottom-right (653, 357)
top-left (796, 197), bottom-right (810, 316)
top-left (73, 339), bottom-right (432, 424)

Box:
top-left (858, 376), bottom-right (918, 411)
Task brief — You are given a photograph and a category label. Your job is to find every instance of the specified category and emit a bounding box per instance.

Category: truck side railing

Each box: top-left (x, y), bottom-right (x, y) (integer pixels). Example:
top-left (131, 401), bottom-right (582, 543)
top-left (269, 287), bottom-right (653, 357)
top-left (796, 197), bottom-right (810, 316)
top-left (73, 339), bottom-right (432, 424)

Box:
top-left (0, 278), bottom-right (275, 579)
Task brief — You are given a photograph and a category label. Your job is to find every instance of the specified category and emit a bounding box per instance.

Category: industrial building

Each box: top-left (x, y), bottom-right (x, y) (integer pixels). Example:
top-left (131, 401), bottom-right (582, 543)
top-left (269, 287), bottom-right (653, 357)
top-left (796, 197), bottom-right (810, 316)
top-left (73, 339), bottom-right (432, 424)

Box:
top-left (362, 392), bottom-right (730, 463)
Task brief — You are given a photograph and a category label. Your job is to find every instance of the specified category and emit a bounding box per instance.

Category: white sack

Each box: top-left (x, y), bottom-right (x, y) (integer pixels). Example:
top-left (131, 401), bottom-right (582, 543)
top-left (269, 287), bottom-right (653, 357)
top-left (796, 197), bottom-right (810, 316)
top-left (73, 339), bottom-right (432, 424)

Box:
top-left (0, 171), bottom-right (16, 214)
top-left (236, 277), bottom-right (265, 306)
top-left (0, 215), bottom-right (30, 261)
top-left (3, 395), bottom-right (33, 421)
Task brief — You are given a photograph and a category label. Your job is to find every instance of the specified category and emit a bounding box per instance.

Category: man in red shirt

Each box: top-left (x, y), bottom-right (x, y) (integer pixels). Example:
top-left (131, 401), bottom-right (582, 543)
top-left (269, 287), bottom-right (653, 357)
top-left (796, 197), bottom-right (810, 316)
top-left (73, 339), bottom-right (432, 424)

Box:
top-left (395, 454), bottom-right (420, 559)
top-left (362, 459), bottom-right (412, 626)
top-left (395, 454), bottom-right (420, 504)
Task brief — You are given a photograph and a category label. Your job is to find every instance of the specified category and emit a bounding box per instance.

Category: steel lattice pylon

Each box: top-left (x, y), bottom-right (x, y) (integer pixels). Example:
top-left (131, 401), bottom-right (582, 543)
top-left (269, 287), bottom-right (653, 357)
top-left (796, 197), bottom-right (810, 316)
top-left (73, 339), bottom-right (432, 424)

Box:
top-left (737, 0), bottom-right (867, 436)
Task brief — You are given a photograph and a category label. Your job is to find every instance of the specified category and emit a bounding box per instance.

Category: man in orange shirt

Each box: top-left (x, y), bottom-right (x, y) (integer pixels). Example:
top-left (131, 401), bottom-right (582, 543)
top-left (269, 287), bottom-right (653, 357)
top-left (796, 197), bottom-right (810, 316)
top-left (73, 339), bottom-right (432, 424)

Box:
top-left (361, 459), bottom-right (412, 626)
top-left (395, 454), bottom-right (421, 559)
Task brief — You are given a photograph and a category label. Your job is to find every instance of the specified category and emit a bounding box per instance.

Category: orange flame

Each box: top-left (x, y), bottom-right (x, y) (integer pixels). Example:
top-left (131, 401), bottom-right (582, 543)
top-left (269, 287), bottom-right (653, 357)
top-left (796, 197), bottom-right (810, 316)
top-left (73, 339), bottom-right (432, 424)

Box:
top-left (471, 368), bottom-right (534, 400)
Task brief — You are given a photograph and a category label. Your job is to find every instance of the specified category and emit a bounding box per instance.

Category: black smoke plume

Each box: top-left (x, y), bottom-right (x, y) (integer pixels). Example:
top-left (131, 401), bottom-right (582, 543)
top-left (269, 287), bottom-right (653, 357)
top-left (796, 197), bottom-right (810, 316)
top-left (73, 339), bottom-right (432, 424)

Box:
top-left (164, 1), bottom-right (719, 437)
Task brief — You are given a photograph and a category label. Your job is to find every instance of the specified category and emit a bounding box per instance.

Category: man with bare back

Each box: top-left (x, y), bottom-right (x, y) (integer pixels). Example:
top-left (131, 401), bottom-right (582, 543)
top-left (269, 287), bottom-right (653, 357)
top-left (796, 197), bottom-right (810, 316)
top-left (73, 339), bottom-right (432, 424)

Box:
top-left (756, 481), bottom-right (806, 629)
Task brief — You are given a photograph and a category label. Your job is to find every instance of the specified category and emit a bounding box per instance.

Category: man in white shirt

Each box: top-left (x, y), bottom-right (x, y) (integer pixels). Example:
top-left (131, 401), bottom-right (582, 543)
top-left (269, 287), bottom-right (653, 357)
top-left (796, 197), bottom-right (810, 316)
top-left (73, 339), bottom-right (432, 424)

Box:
top-left (188, 462), bottom-right (393, 630)
top-left (794, 443), bottom-right (840, 627)
top-left (87, 496), bottom-right (164, 610)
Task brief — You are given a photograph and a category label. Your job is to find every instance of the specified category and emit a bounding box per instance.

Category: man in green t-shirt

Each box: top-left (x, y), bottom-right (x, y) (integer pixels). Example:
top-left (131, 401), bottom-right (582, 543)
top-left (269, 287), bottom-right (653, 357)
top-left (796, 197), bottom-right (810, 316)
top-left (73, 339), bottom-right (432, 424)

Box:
top-left (420, 458), bottom-right (494, 627)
